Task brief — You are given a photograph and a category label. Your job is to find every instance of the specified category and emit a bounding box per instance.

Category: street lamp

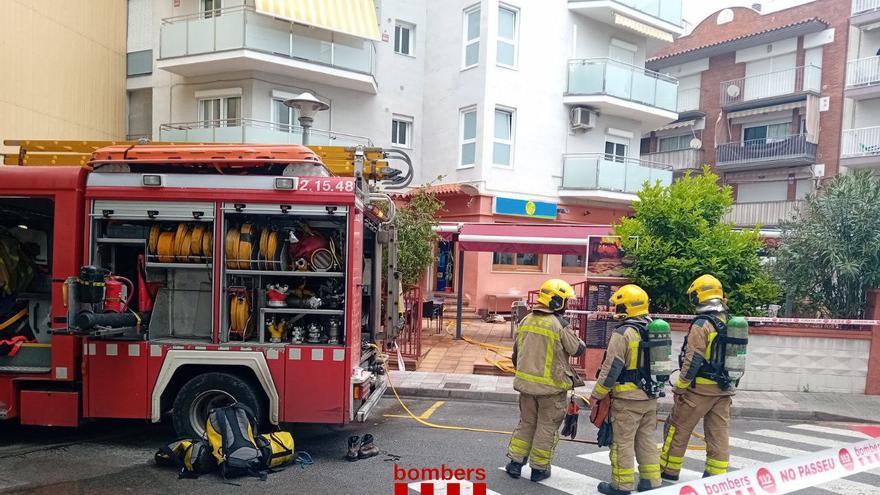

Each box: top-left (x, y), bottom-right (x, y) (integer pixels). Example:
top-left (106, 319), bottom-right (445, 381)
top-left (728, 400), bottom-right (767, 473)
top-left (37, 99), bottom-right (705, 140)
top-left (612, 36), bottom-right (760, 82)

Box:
top-left (283, 92), bottom-right (329, 146)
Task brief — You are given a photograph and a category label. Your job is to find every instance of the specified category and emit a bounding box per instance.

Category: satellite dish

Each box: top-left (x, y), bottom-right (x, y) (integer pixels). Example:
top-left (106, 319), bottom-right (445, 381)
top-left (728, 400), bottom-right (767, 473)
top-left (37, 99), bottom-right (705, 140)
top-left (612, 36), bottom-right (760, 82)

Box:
top-left (689, 138), bottom-right (702, 149)
top-left (727, 84), bottom-right (741, 98)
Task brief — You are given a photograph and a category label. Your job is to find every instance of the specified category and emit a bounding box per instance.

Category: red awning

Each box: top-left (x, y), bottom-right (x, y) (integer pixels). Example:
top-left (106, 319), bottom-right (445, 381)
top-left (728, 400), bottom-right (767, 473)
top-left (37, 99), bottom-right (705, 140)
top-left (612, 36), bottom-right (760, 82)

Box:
top-left (457, 224), bottom-right (613, 255)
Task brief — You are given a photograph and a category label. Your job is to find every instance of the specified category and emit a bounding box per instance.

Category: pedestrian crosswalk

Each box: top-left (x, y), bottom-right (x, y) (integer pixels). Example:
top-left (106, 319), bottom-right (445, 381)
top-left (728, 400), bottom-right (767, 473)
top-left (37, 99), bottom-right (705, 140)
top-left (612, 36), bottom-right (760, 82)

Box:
top-left (476, 423), bottom-right (879, 495)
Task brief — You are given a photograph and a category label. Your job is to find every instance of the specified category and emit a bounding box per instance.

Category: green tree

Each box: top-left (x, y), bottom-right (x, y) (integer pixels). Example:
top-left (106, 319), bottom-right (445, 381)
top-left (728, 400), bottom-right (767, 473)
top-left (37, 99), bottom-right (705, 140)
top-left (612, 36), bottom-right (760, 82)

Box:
top-left (774, 170), bottom-right (880, 318)
top-left (393, 187), bottom-right (443, 287)
top-left (614, 167), bottom-right (780, 315)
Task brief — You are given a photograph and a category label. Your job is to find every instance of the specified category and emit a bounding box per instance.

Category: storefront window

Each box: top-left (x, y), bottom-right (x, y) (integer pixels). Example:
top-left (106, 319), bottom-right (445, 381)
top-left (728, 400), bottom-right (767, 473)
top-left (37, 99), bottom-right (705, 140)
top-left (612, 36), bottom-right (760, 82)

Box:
top-left (561, 253), bottom-right (585, 274)
top-left (492, 252), bottom-right (543, 272)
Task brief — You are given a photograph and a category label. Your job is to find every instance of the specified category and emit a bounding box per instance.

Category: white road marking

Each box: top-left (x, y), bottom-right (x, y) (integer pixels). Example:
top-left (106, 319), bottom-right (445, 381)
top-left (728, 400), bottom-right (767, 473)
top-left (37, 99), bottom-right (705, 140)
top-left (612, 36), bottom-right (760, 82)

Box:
top-left (787, 424), bottom-right (874, 440)
top-left (498, 464), bottom-right (603, 494)
top-left (748, 429), bottom-right (859, 448)
top-left (577, 451), bottom-right (704, 482)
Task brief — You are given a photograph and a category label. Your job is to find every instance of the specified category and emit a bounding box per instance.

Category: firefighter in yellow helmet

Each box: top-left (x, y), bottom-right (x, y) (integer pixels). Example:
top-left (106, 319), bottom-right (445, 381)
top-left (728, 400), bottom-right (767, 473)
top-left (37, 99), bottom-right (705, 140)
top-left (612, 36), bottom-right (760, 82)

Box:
top-left (591, 285), bottom-right (663, 494)
top-left (505, 279), bottom-right (586, 482)
top-left (661, 274), bottom-right (733, 480)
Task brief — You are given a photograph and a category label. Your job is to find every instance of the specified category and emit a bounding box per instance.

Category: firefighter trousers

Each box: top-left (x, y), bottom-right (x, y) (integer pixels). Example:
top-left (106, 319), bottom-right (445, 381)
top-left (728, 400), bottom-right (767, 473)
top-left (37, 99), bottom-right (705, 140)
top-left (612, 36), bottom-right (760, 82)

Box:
top-left (608, 398), bottom-right (661, 491)
top-left (661, 389), bottom-right (732, 477)
top-left (507, 391), bottom-right (567, 470)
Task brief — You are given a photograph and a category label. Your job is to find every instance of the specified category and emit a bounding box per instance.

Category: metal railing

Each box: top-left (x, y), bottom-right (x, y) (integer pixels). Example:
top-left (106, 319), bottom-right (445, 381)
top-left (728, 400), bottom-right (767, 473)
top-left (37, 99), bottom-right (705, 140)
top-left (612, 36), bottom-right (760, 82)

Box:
top-left (719, 65), bottom-right (821, 106)
top-left (561, 153), bottom-right (673, 193)
top-left (846, 56), bottom-right (880, 88)
top-left (724, 200), bottom-right (803, 227)
top-left (853, 0), bottom-right (880, 15)
top-left (159, 5), bottom-right (376, 76)
top-left (569, 0), bottom-right (682, 27)
top-left (567, 58), bottom-right (679, 112)
top-left (677, 87), bottom-right (701, 112)
top-left (716, 134), bottom-right (817, 167)
top-left (159, 118), bottom-right (372, 146)
top-left (641, 148), bottom-right (703, 172)
top-left (841, 126), bottom-right (880, 158)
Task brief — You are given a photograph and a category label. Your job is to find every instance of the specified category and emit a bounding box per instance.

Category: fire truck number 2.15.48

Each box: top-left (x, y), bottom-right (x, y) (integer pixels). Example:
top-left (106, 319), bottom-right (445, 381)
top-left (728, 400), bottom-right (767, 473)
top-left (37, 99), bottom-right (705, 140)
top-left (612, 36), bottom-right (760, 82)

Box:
top-left (298, 178), bottom-right (356, 193)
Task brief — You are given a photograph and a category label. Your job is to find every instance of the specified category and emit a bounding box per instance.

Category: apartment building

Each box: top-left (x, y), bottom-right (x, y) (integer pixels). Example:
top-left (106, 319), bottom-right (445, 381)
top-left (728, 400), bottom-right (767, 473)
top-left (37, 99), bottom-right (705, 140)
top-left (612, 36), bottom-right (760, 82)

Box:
top-left (126, 0), bottom-right (683, 311)
top-left (842, 0), bottom-right (880, 169)
top-left (1, 0), bottom-right (127, 151)
top-left (644, 1), bottom-right (851, 229)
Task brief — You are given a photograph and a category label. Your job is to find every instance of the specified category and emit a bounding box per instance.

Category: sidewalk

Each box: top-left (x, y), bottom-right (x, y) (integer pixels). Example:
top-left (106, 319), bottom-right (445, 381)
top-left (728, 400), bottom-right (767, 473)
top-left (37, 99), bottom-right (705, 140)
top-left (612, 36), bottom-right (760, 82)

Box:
top-left (387, 370), bottom-right (880, 423)
top-left (417, 319), bottom-right (514, 374)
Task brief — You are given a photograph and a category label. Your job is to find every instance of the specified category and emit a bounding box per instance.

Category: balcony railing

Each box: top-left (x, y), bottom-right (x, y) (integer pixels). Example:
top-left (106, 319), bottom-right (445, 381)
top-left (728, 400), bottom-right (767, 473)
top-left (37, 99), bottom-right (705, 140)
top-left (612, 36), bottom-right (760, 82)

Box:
top-left (724, 200), bottom-right (802, 227)
top-left (677, 87), bottom-right (701, 112)
top-left (853, 0), bottom-right (880, 15)
top-left (567, 58), bottom-right (678, 112)
top-left (716, 134), bottom-right (817, 168)
top-left (159, 6), bottom-right (375, 75)
top-left (569, 0), bottom-right (682, 27)
top-left (641, 148), bottom-right (703, 172)
top-left (719, 65), bottom-right (821, 107)
top-left (841, 126), bottom-right (880, 158)
top-left (159, 118), bottom-right (372, 146)
top-left (846, 56), bottom-right (880, 88)
top-left (561, 153), bottom-right (673, 193)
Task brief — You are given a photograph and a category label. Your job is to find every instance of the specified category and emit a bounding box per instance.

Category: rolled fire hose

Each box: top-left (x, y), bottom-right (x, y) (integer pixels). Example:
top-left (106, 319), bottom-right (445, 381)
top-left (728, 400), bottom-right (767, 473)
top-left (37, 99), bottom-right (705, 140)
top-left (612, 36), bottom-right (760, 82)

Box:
top-left (229, 293), bottom-right (251, 339)
top-left (148, 224), bottom-right (160, 255)
top-left (238, 223), bottom-right (256, 270)
top-left (266, 230), bottom-right (279, 271)
top-left (202, 231), bottom-right (213, 260)
top-left (190, 224), bottom-right (207, 261)
top-left (258, 228), bottom-right (270, 270)
top-left (156, 231), bottom-right (175, 263)
top-left (225, 227), bottom-right (239, 269)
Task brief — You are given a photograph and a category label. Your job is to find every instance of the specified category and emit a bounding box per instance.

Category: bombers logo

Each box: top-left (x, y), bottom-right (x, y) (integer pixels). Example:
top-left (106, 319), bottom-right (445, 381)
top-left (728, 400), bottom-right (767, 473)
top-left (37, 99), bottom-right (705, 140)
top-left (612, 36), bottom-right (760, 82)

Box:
top-left (393, 464), bottom-right (488, 494)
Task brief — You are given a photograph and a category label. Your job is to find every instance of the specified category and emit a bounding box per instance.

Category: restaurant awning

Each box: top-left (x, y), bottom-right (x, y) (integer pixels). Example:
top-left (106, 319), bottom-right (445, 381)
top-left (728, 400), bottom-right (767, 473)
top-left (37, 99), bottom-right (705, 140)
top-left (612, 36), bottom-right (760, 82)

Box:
top-left (255, 0), bottom-right (381, 41)
top-left (457, 224), bottom-right (613, 255)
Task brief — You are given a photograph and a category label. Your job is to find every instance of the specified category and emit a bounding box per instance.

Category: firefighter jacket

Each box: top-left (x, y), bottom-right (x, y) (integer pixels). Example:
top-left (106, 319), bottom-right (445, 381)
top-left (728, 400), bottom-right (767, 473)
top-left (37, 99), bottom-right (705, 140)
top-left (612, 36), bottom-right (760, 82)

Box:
top-left (591, 317), bottom-right (652, 401)
top-left (512, 306), bottom-right (586, 396)
top-left (675, 313), bottom-right (735, 397)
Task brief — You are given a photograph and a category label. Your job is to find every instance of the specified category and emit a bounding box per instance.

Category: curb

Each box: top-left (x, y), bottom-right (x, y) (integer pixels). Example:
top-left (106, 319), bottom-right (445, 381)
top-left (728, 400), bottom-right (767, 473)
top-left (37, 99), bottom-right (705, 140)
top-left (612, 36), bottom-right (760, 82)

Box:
top-left (386, 388), bottom-right (880, 424)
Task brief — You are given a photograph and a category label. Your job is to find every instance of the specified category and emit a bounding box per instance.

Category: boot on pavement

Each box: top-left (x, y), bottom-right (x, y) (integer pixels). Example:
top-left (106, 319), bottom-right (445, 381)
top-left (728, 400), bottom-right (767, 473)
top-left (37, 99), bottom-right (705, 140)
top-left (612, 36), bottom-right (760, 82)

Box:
top-left (345, 435), bottom-right (360, 461)
top-left (530, 467), bottom-right (551, 482)
top-left (661, 472), bottom-right (679, 481)
top-left (597, 482), bottom-right (631, 495)
top-left (358, 434), bottom-right (380, 459)
top-left (637, 479), bottom-right (656, 492)
top-left (505, 460), bottom-right (523, 479)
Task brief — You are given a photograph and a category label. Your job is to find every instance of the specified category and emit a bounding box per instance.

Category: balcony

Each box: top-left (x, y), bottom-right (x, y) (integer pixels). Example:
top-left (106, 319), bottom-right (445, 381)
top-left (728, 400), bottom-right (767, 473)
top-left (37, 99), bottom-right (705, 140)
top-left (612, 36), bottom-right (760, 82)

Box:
top-left (158, 6), bottom-right (377, 93)
top-left (841, 126), bottom-right (880, 168)
top-left (852, 0), bottom-right (880, 26)
top-left (567, 0), bottom-right (683, 38)
top-left (559, 153), bottom-right (673, 204)
top-left (565, 58), bottom-right (679, 129)
top-left (159, 119), bottom-right (372, 146)
top-left (845, 56), bottom-right (880, 99)
top-left (724, 201), bottom-right (802, 228)
top-left (716, 134), bottom-right (816, 171)
top-left (719, 65), bottom-right (821, 111)
top-left (641, 148), bottom-right (703, 173)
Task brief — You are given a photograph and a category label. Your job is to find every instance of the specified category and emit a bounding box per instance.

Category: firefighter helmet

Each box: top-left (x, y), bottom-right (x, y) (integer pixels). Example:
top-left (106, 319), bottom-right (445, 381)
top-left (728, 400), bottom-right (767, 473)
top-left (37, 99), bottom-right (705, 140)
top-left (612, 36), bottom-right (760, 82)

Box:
top-left (688, 274), bottom-right (724, 305)
top-left (537, 279), bottom-right (575, 312)
top-left (610, 284), bottom-right (649, 320)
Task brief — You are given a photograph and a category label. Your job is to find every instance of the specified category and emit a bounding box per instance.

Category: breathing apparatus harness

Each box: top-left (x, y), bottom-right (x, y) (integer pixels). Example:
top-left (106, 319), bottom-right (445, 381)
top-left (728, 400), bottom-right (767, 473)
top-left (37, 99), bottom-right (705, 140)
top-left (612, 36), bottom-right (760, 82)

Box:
top-left (614, 319), bottom-right (671, 399)
top-left (680, 313), bottom-right (748, 391)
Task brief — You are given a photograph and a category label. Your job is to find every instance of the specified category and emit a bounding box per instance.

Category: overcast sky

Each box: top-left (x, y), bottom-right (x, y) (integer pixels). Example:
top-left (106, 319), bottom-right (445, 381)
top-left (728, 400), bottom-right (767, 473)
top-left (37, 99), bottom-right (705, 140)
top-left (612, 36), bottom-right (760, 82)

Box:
top-left (682, 0), bottom-right (814, 32)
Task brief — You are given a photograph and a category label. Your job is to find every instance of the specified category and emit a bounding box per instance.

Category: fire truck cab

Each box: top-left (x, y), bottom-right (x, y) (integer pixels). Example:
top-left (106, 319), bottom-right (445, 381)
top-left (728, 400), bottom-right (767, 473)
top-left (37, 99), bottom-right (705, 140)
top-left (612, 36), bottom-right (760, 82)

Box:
top-left (0, 143), bottom-right (409, 438)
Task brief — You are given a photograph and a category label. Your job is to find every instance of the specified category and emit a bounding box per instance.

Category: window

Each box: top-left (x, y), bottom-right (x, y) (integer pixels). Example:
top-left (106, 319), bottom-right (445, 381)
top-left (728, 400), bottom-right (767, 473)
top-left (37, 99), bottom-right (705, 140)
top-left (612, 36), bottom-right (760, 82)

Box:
top-left (604, 140), bottom-right (628, 163)
top-left (658, 134), bottom-right (692, 152)
top-left (496, 5), bottom-right (518, 67)
top-left (492, 252), bottom-right (544, 272)
top-left (391, 116), bottom-right (412, 148)
top-left (743, 122), bottom-right (790, 144)
top-left (561, 253), bottom-right (586, 274)
top-left (463, 6), bottom-right (481, 68)
top-left (272, 98), bottom-right (297, 131)
top-left (394, 22), bottom-right (415, 56)
top-left (459, 107), bottom-right (477, 167)
top-left (493, 108), bottom-right (514, 166)
top-left (201, 0), bottom-right (221, 18)
top-left (198, 96), bottom-right (240, 127)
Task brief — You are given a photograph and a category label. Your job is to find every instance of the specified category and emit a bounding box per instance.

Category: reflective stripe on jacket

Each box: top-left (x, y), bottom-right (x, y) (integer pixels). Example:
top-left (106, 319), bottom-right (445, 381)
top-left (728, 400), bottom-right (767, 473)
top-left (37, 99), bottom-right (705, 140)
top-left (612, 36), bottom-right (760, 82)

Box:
top-left (513, 307), bottom-right (586, 396)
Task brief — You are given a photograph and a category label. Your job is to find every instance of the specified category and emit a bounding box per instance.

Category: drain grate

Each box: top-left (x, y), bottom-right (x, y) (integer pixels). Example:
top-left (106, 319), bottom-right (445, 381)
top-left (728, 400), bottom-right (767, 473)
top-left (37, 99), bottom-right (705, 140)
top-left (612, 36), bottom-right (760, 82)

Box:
top-left (443, 382), bottom-right (472, 390)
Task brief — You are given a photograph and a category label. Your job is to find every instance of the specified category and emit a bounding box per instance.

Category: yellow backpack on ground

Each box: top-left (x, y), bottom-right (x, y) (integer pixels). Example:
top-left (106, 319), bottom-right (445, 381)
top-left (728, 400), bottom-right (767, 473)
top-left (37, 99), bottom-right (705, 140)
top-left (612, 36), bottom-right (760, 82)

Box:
top-left (256, 431), bottom-right (295, 470)
top-left (205, 404), bottom-right (265, 479)
top-left (154, 439), bottom-right (215, 478)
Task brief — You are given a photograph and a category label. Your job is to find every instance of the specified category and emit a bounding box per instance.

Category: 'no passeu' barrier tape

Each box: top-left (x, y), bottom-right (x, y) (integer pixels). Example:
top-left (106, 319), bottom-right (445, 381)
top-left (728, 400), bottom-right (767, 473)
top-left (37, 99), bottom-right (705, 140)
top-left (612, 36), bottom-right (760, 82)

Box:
top-left (565, 310), bottom-right (880, 327)
top-left (649, 438), bottom-right (880, 495)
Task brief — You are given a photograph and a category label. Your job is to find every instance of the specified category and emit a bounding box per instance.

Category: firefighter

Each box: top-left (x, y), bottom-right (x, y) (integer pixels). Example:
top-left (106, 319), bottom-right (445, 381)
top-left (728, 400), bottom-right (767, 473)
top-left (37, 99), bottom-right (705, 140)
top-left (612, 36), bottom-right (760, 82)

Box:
top-left (505, 279), bottom-right (586, 482)
top-left (591, 284), bottom-right (663, 494)
top-left (661, 274), bottom-right (734, 480)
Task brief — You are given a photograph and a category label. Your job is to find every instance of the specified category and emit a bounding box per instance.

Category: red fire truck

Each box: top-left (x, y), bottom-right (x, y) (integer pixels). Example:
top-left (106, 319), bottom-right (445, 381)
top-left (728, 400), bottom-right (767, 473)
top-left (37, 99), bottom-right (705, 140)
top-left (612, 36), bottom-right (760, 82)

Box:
top-left (0, 141), bottom-right (411, 438)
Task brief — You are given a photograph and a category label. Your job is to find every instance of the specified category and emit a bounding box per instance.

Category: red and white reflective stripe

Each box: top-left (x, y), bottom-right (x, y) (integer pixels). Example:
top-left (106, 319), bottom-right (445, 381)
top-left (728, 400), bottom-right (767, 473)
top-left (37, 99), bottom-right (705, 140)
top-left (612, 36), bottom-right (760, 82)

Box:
top-left (651, 438), bottom-right (880, 495)
top-left (565, 310), bottom-right (880, 326)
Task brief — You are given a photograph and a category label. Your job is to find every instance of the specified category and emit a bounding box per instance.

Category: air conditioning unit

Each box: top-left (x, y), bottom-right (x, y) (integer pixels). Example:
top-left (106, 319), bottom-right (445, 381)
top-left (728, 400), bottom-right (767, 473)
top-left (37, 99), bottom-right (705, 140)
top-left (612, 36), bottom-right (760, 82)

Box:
top-left (570, 107), bottom-right (596, 131)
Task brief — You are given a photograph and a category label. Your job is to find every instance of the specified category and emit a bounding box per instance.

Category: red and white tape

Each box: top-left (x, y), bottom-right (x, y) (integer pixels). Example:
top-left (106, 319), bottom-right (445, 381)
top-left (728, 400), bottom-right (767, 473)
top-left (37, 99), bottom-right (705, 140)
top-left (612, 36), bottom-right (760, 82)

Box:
top-left (564, 310), bottom-right (880, 326)
top-left (649, 438), bottom-right (880, 495)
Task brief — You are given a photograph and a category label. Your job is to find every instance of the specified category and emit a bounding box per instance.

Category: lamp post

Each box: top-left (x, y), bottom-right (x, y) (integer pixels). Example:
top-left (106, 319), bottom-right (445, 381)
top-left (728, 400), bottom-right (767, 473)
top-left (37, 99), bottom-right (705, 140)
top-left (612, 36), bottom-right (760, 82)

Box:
top-left (283, 92), bottom-right (329, 146)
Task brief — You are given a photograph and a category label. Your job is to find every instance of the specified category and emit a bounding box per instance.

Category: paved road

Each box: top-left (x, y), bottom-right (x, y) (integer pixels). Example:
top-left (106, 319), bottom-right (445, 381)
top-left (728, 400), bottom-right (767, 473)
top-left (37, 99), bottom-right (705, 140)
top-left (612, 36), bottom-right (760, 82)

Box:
top-left (0, 397), bottom-right (877, 495)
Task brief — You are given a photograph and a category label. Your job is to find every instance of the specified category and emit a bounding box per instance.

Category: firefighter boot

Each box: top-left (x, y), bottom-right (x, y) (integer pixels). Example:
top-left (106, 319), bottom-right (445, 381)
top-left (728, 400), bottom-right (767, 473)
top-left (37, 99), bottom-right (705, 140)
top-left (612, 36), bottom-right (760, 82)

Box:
top-left (598, 482), bottom-right (631, 495)
top-left (505, 460), bottom-right (524, 479)
top-left (660, 472), bottom-right (679, 481)
top-left (530, 467), bottom-right (551, 482)
top-left (637, 479), bottom-right (656, 492)
top-left (358, 434), bottom-right (380, 459)
top-left (345, 435), bottom-right (360, 462)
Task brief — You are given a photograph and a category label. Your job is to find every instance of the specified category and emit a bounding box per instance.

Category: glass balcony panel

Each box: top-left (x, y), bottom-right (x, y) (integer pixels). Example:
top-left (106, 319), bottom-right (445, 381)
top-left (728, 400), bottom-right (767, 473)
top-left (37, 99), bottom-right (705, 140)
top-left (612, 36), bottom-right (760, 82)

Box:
top-left (567, 59), bottom-right (678, 112)
top-left (598, 158), bottom-right (627, 191)
top-left (215, 10), bottom-right (245, 51)
top-left (605, 63), bottom-right (633, 100)
top-left (568, 62), bottom-right (605, 94)
top-left (563, 156), bottom-right (599, 189)
top-left (245, 10), bottom-right (290, 55)
top-left (187, 17), bottom-right (216, 55)
top-left (333, 34), bottom-right (372, 74)
top-left (161, 22), bottom-right (187, 58)
top-left (625, 162), bottom-right (652, 192)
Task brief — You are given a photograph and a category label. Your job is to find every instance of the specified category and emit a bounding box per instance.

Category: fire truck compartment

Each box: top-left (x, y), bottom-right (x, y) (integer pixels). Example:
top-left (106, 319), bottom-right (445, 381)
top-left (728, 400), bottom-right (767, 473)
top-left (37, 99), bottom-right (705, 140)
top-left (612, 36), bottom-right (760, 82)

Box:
top-left (20, 389), bottom-right (80, 427)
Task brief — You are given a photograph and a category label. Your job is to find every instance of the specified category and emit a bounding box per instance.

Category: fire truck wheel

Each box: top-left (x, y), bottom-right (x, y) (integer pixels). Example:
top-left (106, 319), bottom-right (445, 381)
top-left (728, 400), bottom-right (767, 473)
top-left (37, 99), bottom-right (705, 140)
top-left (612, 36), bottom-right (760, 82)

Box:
top-left (172, 371), bottom-right (265, 439)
